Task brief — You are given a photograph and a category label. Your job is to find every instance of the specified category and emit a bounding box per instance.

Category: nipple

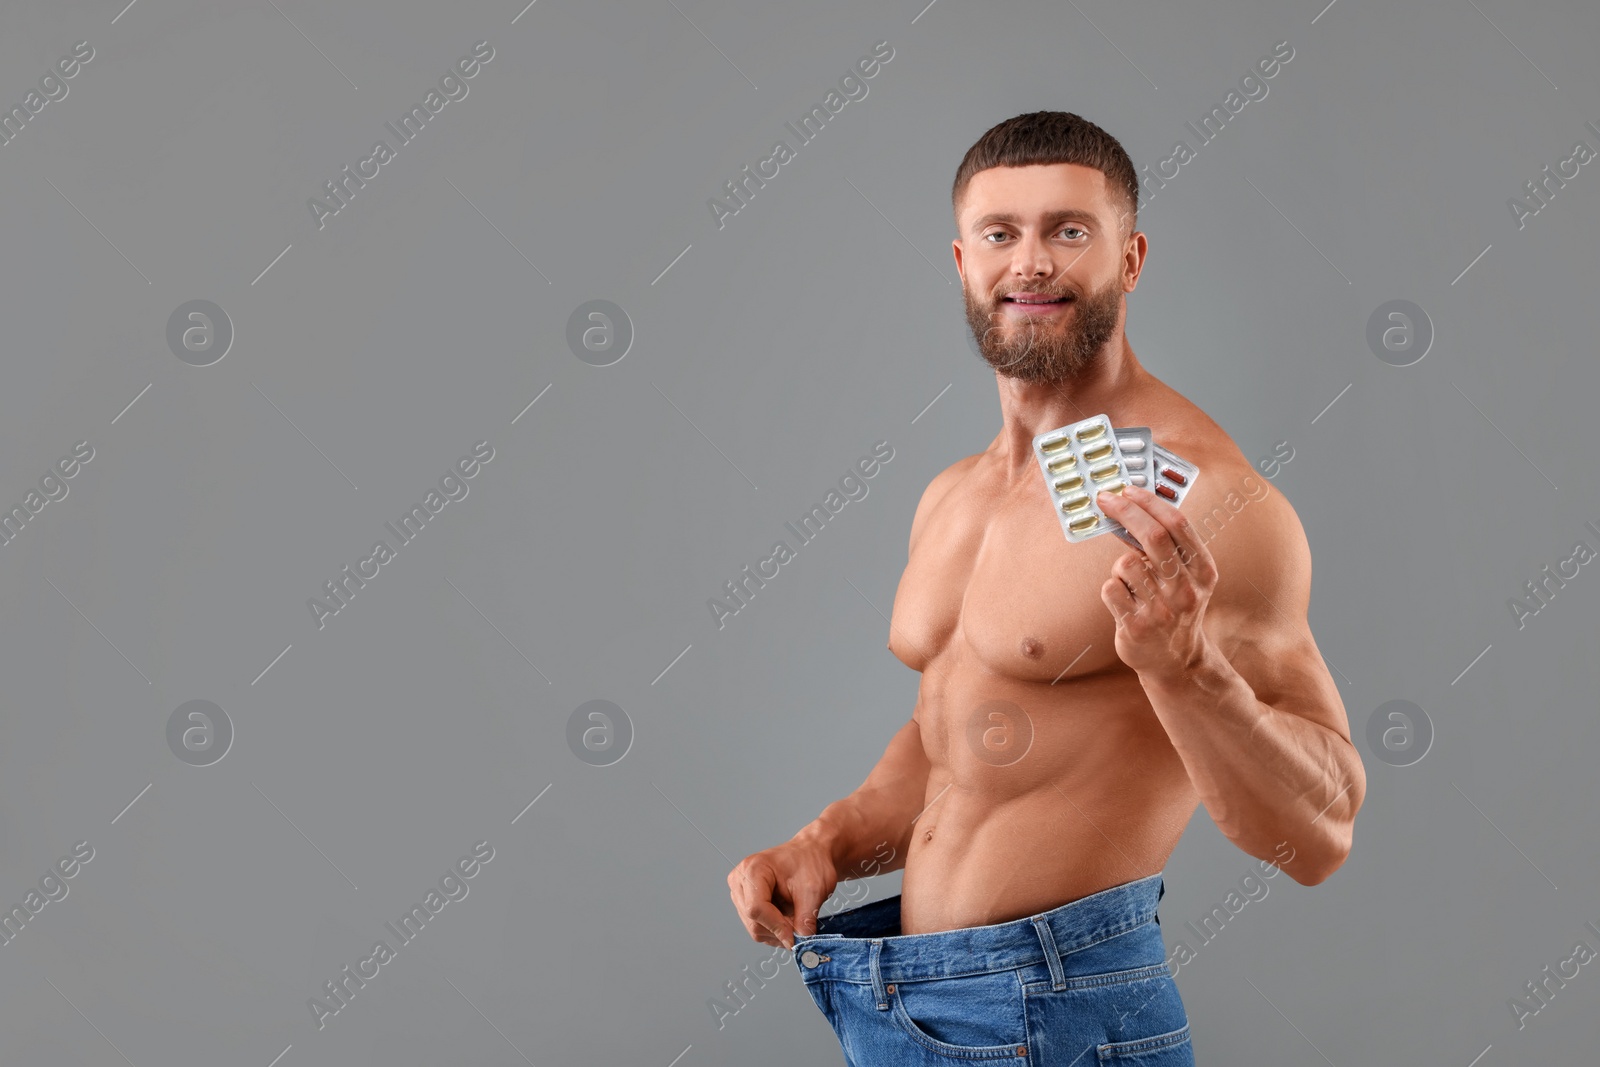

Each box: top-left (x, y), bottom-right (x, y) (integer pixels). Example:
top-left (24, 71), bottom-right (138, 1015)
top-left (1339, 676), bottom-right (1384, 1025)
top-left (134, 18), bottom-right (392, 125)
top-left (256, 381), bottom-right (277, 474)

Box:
top-left (1020, 637), bottom-right (1044, 659)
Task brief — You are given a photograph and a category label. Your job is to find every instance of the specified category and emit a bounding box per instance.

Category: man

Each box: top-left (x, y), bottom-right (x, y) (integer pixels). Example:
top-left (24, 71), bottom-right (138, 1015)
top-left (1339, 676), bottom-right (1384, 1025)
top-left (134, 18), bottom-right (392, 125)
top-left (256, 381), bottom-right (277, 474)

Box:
top-left (727, 111), bottom-right (1365, 1065)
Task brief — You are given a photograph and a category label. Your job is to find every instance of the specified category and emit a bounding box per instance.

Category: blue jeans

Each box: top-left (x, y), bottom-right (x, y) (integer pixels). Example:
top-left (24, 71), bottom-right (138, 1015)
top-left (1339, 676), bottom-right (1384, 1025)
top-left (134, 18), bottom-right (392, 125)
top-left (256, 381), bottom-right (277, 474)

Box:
top-left (793, 872), bottom-right (1193, 1065)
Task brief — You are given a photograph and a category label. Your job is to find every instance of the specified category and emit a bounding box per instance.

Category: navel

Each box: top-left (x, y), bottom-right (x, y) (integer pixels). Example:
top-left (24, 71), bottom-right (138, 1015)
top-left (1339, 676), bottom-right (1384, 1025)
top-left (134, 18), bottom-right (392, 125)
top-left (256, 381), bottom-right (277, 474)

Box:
top-left (1020, 637), bottom-right (1044, 659)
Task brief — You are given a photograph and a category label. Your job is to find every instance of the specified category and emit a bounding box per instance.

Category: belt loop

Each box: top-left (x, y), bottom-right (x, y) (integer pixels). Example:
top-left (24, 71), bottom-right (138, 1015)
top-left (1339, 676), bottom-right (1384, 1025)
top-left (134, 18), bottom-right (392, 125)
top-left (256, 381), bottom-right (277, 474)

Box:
top-left (870, 939), bottom-right (889, 1010)
top-left (1031, 916), bottom-right (1067, 991)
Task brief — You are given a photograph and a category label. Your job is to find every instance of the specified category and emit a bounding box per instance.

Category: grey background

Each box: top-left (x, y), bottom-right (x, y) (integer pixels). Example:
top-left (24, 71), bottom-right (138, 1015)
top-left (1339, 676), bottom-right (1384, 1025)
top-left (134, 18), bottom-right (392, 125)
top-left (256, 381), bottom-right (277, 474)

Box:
top-left (1, 0), bottom-right (1596, 1064)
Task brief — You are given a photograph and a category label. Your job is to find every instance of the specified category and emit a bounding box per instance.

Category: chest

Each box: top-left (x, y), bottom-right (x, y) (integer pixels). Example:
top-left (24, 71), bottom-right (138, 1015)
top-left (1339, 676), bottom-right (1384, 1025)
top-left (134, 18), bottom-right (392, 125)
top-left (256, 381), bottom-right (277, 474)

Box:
top-left (888, 470), bottom-right (1130, 683)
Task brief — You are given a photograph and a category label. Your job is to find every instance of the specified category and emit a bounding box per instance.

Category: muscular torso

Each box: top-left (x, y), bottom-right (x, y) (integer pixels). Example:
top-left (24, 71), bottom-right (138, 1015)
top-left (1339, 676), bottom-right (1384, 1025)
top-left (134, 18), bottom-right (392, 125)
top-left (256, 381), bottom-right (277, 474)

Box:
top-left (889, 399), bottom-right (1238, 934)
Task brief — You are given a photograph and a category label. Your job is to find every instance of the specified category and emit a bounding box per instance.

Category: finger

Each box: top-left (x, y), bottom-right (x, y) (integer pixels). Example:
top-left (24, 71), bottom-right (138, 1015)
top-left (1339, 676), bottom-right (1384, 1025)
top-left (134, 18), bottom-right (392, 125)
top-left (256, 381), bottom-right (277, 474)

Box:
top-left (730, 862), bottom-right (792, 946)
top-left (1110, 550), bottom-right (1158, 599)
top-left (1121, 483), bottom-right (1216, 584)
top-left (1101, 574), bottom-right (1137, 621)
top-left (744, 898), bottom-right (795, 948)
top-left (1120, 553), bottom-right (1177, 614)
top-left (789, 880), bottom-right (832, 937)
top-left (731, 859), bottom-right (777, 904)
top-left (1097, 488), bottom-right (1181, 582)
top-left (729, 883), bottom-right (781, 946)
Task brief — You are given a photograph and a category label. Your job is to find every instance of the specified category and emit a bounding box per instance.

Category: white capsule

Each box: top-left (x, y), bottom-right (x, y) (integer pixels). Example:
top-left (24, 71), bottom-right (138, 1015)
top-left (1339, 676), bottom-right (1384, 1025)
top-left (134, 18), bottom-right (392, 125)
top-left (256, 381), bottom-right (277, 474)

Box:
top-left (1117, 436), bottom-right (1146, 452)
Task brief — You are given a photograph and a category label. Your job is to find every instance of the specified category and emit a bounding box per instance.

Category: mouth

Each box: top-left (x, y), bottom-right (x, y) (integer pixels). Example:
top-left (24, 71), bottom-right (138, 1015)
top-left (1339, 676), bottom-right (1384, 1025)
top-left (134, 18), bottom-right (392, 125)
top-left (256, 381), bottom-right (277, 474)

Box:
top-left (1000, 292), bottom-right (1074, 315)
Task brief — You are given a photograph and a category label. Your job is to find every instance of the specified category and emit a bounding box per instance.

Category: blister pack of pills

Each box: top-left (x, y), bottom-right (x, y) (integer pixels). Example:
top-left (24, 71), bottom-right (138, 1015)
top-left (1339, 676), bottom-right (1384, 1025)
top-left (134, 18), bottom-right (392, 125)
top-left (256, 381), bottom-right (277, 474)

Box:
top-left (1149, 444), bottom-right (1199, 506)
top-left (1113, 426), bottom-right (1152, 489)
top-left (1032, 414), bottom-right (1200, 548)
top-left (1032, 414), bottom-right (1138, 543)
top-left (1109, 438), bottom-right (1201, 550)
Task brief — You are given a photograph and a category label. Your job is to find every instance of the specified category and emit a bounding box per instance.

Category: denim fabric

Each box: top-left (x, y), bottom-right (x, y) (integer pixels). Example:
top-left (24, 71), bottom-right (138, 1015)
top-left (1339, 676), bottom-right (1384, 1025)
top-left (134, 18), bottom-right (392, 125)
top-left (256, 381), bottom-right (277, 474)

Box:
top-left (793, 872), bottom-right (1192, 1065)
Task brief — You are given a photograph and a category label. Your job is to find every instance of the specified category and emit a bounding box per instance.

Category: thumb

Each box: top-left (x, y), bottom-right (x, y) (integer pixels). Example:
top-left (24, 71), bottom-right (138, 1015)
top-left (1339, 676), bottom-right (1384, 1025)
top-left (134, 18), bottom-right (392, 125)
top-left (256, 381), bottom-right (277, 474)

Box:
top-left (792, 892), bottom-right (827, 937)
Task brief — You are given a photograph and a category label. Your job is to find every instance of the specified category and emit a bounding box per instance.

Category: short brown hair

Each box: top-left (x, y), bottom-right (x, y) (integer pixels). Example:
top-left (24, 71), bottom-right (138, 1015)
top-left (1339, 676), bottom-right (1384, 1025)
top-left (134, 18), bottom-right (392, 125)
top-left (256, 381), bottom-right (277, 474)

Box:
top-left (951, 111), bottom-right (1139, 237)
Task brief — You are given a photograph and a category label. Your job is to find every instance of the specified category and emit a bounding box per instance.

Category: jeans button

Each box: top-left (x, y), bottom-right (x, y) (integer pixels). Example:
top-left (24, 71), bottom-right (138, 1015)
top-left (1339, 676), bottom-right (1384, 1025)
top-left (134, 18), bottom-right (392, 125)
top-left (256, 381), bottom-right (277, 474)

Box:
top-left (800, 949), bottom-right (821, 968)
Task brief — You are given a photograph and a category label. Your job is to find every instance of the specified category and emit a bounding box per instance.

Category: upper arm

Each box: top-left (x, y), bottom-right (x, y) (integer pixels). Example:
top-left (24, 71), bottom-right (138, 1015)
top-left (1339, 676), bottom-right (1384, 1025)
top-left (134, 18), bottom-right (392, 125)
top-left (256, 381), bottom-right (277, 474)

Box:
top-left (1201, 478), bottom-right (1351, 744)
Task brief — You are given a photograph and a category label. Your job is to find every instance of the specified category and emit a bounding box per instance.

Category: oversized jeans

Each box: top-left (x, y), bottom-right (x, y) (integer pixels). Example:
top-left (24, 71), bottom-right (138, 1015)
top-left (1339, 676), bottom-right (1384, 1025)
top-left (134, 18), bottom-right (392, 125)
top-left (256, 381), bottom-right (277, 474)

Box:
top-left (793, 872), bottom-right (1194, 1065)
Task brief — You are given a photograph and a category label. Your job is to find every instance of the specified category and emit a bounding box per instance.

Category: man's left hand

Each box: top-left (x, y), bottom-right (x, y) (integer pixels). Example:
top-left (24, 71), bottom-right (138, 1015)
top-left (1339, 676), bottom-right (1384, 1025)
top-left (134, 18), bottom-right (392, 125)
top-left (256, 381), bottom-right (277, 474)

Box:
top-left (1095, 483), bottom-right (1220, 681)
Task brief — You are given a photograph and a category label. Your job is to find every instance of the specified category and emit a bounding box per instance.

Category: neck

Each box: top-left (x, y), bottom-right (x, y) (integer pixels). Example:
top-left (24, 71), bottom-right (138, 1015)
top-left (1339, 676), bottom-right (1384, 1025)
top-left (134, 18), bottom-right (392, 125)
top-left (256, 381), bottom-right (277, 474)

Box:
top-left (992, 337), bottom-right (1145, 478)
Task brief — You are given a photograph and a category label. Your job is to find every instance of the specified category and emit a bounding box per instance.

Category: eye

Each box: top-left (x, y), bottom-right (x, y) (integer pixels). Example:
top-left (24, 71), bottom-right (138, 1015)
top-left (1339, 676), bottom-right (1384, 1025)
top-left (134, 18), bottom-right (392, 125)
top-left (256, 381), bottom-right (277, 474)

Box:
top-left (982, 231), bottom-right (1009, 243)
top-left (1059, 226), bottom-right (1086, 240)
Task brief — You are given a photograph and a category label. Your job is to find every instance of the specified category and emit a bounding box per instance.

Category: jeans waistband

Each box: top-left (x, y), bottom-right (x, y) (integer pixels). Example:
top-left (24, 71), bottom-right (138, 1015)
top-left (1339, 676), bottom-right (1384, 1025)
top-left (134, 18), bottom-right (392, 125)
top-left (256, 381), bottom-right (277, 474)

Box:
top-left (793, 871), bottom-right (1165, 985)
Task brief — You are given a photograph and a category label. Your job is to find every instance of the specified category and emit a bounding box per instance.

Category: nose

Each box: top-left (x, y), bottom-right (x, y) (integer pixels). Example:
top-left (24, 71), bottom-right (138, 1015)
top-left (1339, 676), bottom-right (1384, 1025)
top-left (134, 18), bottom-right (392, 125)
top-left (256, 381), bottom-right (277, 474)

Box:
top-left (1010, 232), bottom-right (1054, 280)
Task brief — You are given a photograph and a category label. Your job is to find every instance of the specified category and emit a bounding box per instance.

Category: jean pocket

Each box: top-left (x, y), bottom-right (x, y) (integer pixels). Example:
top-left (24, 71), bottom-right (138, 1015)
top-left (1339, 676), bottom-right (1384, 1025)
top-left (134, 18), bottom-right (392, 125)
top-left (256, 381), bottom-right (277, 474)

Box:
top-left (889, 970), bottom-right (1029, 1060)
top-left (1095, 1021), bottom-right (1193, 1064)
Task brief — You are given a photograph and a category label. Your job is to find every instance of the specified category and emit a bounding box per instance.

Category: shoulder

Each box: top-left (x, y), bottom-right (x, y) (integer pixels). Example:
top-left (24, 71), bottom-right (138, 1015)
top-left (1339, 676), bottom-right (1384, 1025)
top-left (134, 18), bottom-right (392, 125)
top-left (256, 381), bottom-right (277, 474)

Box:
top-left (908, 452), bottom-right (982, 551)
top-left (1184, 465), bottom-right (1311, 616)
top-left (1145, 400), bottom-right (1311, 613)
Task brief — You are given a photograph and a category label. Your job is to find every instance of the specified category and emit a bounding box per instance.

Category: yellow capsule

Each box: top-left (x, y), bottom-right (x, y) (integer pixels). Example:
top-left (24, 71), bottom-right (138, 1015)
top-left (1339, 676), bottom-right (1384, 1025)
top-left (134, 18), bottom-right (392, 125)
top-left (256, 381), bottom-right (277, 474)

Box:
top-left (1040, 436), bottom-right (1072, 454)
top-left (1076, 422), bottom-right (1107, 443)
top-left (1082, 442), bottom-right (1113, 464)
top-left (1060, 493), bottom-right (1092, 513)
top-left (1053, 473), bottom-right (1084, 493)
top-left (1046, 456), bottom-right (1078, 474)
top-left (1069, 514), bottom-right (1099, 533)
top-left (1101, 480), bottom-right (1126, 495)
top-left (1090, 463), bottom-right (1120, 482)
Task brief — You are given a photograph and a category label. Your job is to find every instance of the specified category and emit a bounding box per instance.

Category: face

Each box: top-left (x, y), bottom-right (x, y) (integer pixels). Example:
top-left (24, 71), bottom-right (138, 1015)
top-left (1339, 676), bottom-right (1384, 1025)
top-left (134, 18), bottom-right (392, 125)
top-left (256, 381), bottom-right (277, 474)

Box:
top-left (953, 163), bottom-right (1136, 383)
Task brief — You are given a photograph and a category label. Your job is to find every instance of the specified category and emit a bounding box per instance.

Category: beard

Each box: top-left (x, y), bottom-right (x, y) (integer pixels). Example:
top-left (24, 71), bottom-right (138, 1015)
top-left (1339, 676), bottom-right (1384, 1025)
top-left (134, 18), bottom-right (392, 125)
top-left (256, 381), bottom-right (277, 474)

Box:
top-left (963, 274), bottom-right (1123, 383)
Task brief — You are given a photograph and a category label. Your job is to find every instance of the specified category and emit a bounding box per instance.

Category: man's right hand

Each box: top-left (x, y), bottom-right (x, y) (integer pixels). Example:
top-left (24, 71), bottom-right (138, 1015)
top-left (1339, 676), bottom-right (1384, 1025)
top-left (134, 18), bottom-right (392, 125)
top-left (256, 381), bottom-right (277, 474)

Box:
top-left (727, 836), bottom-right (839, 951)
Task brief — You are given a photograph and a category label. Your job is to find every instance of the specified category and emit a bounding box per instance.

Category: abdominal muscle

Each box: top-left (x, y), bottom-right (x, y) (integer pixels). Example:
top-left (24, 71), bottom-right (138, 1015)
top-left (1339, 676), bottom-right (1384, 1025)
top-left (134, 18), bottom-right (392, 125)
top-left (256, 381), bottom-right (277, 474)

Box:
top-left (897, 667), bottom-right (1198, 935)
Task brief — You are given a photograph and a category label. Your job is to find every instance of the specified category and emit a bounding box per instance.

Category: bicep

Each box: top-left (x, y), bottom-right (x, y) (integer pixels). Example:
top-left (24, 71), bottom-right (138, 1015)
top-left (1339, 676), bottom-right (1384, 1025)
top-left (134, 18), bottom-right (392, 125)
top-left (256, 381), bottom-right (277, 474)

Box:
top-left (1206, 497), bottom-right (1350, 742)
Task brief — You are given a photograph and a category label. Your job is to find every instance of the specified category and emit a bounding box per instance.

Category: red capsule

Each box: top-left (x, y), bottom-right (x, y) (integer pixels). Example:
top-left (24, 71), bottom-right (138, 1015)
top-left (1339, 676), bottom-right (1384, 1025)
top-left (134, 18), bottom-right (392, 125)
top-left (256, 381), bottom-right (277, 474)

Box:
top-left (1160, 467), bottom-right (1188, 486)
top-left (1155, 484), bottom-right (1178, 501)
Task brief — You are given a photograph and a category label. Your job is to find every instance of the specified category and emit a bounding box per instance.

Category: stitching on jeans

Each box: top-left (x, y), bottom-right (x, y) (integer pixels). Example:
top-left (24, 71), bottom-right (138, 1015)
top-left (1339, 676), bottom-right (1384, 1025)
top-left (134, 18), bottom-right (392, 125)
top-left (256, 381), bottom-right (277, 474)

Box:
top-left (1031, 916), bottom-right (1068, 991)
top-left (1021, 973), bottom-right (1036, 1067)
top-left (1023, 961), bottom-right (1173, 995)
top-left (1097, 1021), bottom-right (1191, 1057)
top-left (888, 969), bottom-right (1032, 1060)
top-left (1059, 914), bottom-right (1157, 958)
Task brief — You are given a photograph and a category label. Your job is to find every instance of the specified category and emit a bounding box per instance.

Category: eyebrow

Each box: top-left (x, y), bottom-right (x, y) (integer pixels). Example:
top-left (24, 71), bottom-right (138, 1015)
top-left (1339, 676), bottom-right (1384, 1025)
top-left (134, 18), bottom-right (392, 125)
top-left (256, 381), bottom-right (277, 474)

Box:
top-left (967, 209), bottom-right (1103, 234)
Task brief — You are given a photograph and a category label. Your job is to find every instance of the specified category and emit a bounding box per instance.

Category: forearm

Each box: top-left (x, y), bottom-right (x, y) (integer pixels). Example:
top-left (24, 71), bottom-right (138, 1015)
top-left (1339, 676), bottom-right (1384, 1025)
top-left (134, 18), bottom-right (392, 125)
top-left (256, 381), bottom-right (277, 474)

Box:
top-left (796, 791), bottom-right (914, 880)
top-left (1141, 641), bottom-right (1364, 882)
top-left (792, 718), bottom-right (931, 880)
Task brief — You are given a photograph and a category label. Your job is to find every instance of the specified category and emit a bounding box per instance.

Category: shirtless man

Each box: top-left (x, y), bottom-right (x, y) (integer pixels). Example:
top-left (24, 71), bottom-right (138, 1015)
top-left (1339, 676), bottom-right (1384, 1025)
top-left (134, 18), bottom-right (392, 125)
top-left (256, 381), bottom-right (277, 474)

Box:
top-left (728, 111), bottom-right (1366, 1065)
